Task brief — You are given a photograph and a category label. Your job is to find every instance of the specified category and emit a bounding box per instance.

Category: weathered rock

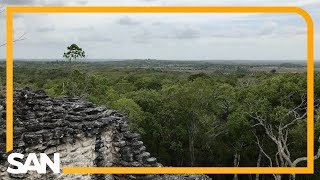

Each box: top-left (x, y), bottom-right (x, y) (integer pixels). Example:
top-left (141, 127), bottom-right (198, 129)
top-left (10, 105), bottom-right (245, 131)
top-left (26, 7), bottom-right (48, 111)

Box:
top-left (146, 157), bottom-right (157, 165)
top-left (0, 87), bottom-right (211, 180)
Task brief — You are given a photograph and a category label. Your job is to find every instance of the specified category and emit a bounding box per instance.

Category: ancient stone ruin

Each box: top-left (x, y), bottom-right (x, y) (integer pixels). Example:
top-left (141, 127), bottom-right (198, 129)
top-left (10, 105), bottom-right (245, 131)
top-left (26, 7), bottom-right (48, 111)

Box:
top-left (0, 87), bottom-right (211, 180)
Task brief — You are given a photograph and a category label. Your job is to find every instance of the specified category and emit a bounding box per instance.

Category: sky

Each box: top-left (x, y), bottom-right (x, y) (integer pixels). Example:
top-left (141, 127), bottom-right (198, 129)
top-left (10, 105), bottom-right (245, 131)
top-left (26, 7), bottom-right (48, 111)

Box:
top-left (0, 0), bottom-right (319, 60)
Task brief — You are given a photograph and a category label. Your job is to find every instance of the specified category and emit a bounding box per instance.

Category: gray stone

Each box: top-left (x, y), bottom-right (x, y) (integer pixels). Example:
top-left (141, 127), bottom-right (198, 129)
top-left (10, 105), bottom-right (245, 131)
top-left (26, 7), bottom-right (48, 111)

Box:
top-left (146, 157), bottom-right (157, 164)
top-left (113, 141), bottom-right (126, 147)
top-left (0, 87), bottom-right (211, 180)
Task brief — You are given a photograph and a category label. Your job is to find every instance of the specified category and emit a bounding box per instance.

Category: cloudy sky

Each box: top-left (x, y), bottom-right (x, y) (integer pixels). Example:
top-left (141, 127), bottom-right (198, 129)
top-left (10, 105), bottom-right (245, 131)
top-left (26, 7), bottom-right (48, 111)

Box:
top-left (0, 0), bottom-right (319, 60)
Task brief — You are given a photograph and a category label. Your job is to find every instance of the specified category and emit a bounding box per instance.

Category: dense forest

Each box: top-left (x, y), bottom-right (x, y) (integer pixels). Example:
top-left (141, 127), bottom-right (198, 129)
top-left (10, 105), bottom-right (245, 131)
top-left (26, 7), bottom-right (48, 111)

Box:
top-left (0, 60), bottom-right (319, 180)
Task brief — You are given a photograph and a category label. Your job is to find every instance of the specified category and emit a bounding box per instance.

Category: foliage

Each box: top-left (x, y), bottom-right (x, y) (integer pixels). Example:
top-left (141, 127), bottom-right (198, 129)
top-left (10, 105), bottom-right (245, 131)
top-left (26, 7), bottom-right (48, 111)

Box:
top-left (63, 44), bottom-right (86, 62)
top-left (6, 61), bottom-right (320, 180)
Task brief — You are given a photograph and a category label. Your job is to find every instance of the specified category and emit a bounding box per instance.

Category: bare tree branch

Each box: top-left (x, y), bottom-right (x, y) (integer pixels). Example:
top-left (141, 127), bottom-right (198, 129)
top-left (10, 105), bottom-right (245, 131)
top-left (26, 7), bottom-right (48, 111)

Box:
top-left (281, 111), bottom-right (306, 131)
top-left (275, 152), bottom-right (280, 167)
top-left (250, 95), bottom-right (310, 180)
top-left (0, 32), bottom-right (27, 47)
top-left (248, 112), bottom-right (278, 143)
top-left (254, 132), bottom-right (280, 180)
top-left (254, 132), bottom-right (273, 167)
top-left (292, 136), bottom-right (320, 166)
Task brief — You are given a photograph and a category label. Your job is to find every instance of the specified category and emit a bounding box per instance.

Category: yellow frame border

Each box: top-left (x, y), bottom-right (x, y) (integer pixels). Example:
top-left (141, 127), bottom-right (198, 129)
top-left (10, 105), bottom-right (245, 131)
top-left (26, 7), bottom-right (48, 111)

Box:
top-left (6, 6), bottom-right (314, 175)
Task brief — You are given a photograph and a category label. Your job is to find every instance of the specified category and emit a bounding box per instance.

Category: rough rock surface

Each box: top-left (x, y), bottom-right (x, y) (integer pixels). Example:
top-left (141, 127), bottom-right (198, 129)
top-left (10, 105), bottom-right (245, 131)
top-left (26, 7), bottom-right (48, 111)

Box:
top-left (0, 87), bottom-right (211, 180)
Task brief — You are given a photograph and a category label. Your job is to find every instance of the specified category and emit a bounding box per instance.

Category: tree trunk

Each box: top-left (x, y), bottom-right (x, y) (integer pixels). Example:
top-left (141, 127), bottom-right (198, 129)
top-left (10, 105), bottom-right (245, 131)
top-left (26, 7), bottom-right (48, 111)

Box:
top-left (233, 174), bottom-right (238, 180)
top-left (233, 152), bottom-right (240, 180)
top-left (274, 175), bottom-right (282, 180)
top-left (62, 82), bottom-right (65, 93)
top-left (256, 150), bottom-right (262, 180)
top-left (188, 118), bottom-right (196, 166)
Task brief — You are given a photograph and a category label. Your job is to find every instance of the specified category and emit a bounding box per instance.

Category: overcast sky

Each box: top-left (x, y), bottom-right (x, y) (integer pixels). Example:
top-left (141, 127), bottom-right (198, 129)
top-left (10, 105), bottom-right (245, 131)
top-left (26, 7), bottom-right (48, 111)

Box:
top-left (0, 0), bottom-right (319, 60)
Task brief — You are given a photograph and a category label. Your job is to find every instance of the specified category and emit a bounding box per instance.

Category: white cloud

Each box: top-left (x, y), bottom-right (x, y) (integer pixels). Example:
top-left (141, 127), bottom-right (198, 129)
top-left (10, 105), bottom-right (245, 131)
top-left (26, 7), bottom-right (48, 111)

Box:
top-left (258, 21), bottom-right (277, 36)
top-left (117, 16), bottom-right (140, 26)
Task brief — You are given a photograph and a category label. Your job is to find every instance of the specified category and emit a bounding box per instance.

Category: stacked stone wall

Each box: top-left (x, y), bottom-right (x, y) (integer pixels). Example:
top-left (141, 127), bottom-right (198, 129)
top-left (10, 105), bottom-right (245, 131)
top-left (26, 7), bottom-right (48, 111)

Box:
top-left (0, 88), bottom-right (210, 180)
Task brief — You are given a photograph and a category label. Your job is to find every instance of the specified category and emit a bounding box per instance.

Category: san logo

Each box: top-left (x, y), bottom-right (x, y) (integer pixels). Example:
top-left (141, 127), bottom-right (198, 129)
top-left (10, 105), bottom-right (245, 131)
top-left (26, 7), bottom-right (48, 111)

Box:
top-left (7, 153), bottom-right (60, 174)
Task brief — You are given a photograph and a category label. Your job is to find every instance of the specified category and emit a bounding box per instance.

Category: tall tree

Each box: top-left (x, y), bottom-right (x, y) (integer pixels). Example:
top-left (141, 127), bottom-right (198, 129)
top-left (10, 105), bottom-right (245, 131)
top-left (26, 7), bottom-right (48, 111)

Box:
top-left (63, 43), bottom-right (86, 62)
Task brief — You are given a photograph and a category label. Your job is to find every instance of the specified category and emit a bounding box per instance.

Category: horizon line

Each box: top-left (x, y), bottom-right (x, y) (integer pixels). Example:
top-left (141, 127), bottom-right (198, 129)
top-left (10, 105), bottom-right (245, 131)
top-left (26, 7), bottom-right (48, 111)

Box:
top-left (0, 58), bottom-right (318, 62)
